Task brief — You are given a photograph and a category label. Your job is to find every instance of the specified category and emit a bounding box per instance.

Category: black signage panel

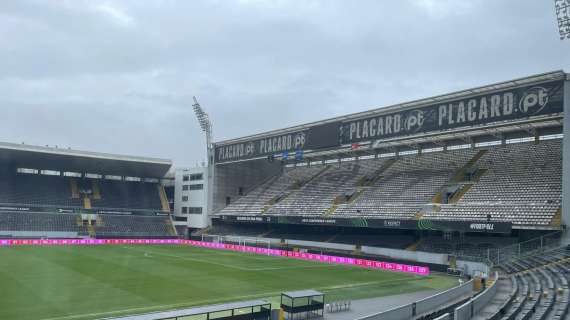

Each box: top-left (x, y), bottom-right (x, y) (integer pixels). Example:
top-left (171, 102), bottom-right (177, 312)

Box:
top-left (215, 122), bottom-right (342, 164)
top-left (215, 80), bottom-right (564, 163)
top-left (218, 215), bottom-right (513, 233)
top-left (340, 80), bottom-right (564, 144)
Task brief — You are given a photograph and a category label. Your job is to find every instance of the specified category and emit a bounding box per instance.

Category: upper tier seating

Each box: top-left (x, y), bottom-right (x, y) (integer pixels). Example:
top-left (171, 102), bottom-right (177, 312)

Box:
top-left (0, 173), bottom-right (163, 212)
top-left (267, 160), bottom-right (383, 216)
top-left (218, 139), bottom-right (562, 228)
top-left (0, 173), bottom-right (82, 208)
top-left (424, 140), bottom-right (562, 226)
top-left (91, 180), bottom-right (163, 211)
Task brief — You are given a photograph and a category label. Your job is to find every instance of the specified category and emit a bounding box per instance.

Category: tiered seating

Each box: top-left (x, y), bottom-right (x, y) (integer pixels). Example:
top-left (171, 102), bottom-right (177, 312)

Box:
top-left (493, 247), bottom-right (570, 320)
top-left (94, 215), bottom-right (172, 238)
top-left (0, 211), bottom-right (86, 233)
top-left (425, 140), bottom-right (562, 226)
top-left (218, 166), bottom-right (324, 215)
top-left (268, 160), bottom-right (381, 216)
top-left (92, 180), bottom-right (163, 211)
top-left (335, 149), bottom-right (476, 218)
top-left (217, 139), bottom-right (562, 229)
top-left (0, 173), bottom-right (81, 208)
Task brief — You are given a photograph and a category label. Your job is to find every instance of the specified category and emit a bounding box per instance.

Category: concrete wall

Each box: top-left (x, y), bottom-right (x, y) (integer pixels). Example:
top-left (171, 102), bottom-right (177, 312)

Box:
top-left (453, 272), bottom-right (499, 320)
top-left (415, 280), bottom-right (473, 316)
top-left (0, 231), bottom-right (79, 238)
top-left (356, 304), bottom-right (413, 320)
top-left (362, 246), bottom-right (448, 265)
top-left (455, 260), bottom-right (489, 277)
top-left (355, 280), bottom-right (474, 320)
top-left (286, 239), bottom-right (356, 251)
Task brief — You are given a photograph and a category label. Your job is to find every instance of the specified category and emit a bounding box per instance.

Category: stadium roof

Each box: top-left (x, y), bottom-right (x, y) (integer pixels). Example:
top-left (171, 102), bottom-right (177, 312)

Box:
top-left (0, 141), bottom-right (172, 178)
top-left (215, 70), bottom-right (567, 146)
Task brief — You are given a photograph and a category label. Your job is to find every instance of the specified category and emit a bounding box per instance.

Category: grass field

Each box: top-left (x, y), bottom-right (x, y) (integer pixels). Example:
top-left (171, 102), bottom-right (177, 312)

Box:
top-left (0, 245), bottom-right (456, 320)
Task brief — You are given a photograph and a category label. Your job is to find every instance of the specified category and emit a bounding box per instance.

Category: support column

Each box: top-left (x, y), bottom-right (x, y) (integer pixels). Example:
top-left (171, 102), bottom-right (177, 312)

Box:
top-left (562, 78), bottom-right (570, 242)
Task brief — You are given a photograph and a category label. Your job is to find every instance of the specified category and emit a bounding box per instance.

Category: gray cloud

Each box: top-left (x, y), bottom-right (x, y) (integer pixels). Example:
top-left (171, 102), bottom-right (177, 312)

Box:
top-left (0, 0), bottom-right (568, 168)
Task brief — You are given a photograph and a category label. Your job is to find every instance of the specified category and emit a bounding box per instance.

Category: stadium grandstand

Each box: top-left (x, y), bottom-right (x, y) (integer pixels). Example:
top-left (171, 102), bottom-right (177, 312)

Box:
top-left (3, 71), bottom-right (570, 320)
top-left (210, 70), bottom-right (570, 262)
top-left (0, 141), bottom-right (176, 239)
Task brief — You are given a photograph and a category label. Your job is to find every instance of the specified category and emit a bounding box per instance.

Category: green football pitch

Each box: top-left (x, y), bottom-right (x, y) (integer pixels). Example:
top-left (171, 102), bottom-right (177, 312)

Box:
top-left (0, 245), bottom-right (457, 320)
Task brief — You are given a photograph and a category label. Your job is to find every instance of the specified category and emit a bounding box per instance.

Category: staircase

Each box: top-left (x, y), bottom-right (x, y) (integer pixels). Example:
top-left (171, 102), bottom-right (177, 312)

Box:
top-left (550, 208), bottom-right (563, 227)
top-left (449, 150), bottom-right (488, 183)
top-left (83, 197), bottom-right (92, 209)
top-left (358, 158), bottom-right (397, 187)
top-left (157, 185), bottom-right (170, 212)
top-left (70, 179), bottom-right (80, 199)
top-left (91, 180), bottom-right (101, 200)
top-left (406, 239), bottom-right (422, 251)
top-left (263, 165), bottom-right (332, 214)
top-left (87, 224), bottom-right (96, 238)
top-left (166, 219), bottom-right (177, 237)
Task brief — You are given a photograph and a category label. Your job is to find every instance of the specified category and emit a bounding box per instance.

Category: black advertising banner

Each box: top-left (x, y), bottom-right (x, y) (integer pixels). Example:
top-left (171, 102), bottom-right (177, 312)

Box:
top-left (218, 215), bottom-right (513, 233)
top-left (340, 80), bottom-right (564, 144)
top-left (215, 80), bottom-right (564, 163)
top-left (215, 122), bottom-right (341, 163)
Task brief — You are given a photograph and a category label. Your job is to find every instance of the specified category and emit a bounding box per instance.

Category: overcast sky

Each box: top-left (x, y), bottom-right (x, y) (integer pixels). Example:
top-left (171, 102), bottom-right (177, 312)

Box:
top-left (1, 0), bottom-right (569, 168)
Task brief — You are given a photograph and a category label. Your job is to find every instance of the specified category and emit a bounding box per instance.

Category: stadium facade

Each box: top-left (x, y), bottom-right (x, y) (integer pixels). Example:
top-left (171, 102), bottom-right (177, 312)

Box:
top-left (210, 71), bottom-right (569, 246)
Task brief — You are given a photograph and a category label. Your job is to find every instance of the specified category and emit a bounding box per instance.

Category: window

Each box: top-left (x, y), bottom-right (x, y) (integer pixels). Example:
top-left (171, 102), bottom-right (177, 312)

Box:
top-left (188, 207), bottom-right (203, 214)
top-left (182, 185), bottom-right (189, 191)
top-left (182, 175), bottom-right (189, 181)
top-left (189, 184), bottom-right (203, 191)
top-left (238, 187), bottom-right (244, 196)
top-left (190, 173), bottom-right (203, 181)
top-left (181, 207), bottom-right (188, 214)
top-left (181, 196), bottom-right (188, 202)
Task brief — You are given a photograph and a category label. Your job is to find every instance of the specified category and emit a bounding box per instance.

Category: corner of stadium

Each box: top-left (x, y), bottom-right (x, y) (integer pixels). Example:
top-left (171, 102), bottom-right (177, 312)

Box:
top-left (2, 70), bottom-right (570, 320)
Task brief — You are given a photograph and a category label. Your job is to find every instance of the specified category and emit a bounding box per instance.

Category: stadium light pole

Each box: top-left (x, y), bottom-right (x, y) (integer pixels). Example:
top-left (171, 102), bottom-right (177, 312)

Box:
top-left (192, 96), bottom-right (215, 227)
top-left (555, 0), bottom-right (570, 40)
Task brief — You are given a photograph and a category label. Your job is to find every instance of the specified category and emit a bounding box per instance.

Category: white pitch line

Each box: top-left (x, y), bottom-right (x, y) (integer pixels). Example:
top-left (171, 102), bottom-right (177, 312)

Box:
top-left (121, 246), bottom-right (341, 272)
top-left (39, 277), bottom-right (420, 320)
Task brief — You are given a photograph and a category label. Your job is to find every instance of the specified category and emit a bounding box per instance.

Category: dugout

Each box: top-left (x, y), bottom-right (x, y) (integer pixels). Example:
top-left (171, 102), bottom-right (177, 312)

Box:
top-left (280, 290), bottom-right (325, 320)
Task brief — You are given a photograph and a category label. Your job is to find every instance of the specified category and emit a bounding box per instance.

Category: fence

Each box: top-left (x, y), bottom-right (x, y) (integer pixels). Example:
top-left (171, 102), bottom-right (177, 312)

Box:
top-left (355, 280), bottom-right (474, 320)
top-left (453, 272), bottom-right (499, 320)
top-left (487, 231), bottom-right (563, 265)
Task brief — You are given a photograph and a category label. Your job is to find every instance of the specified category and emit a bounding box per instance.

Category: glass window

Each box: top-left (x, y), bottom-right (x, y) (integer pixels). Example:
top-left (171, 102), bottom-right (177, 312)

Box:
top-left (182, 175), bottom-right (189, 181)
top-left (182, 196), bottom-right (188, 202)
top-left (181, 207), bottom-right (188, 214)
top-left (182, 185), bottom-right (189, 191)
top-left (188, 207), bottom-right (203, 214)
top-left (190, 173), bottom-right (203, 181)
top-left (189, 184), bottom-right (203, 191)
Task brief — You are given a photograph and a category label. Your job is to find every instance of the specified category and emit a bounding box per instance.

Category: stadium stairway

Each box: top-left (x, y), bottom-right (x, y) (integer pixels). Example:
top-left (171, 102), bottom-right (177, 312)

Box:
top-left (430, 150), bottom-right (488, 205)
top-left (325, 159), bottom-right (398, 216)
top-left (83, 197), bottom-right (92, 209)
top-left (166, 219), bottom-right (177, 237)
top-left (406, 239), bottom-right (422, 251)
top-left (70, 178), bottom-right (80, 199)
top-left (551, 208), bottom-right (563, 227)
top-left (262, 165), bottom-right (332, 214)
top-left (157, 185), bottom-right (170, 212)
top-left (91, 180), bottom-right (101, 200)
